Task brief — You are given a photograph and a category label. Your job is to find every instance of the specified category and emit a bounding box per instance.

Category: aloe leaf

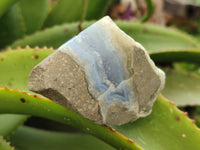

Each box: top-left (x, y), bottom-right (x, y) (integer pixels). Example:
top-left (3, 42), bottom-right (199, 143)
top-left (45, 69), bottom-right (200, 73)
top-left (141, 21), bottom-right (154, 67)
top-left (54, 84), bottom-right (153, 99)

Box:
top-left (0, 0), bottom-right (51, 49)
top-left (0, 88), bottom-right (200, 150)
top-left (113, 95), bottom-right (200, 150)
top-left (0, 114), bottom-right (27, 137)
top-left (0, 136), bottom-right (13, 150)
top-left (0, 0), bottom-right (18, 18)
top-left (150, 49), bottom-right (200, 64)
top-left (149, 50), bottom-right (200, 106)
top-left (18, 0), bottom-right (50, 34)
top-left (162, 62), bottom-right (200, 106)
top-left (10, 126), bottom-right (114, 150)
top-left (0, 4), bottom-right (26, 49)
top-left (42, 0), bottom-right (115, 28)
top-left (116, 22), bottom-right (200, 51)
top-left (0, 48), bottom-right (52, 138)
top-left (11, 22), bottom-right (79, 49)
top-left (0, 87), bottom-right (142, 150)
top-left (11, 21), bottom-right (200, 52)
top-left (0, 48), bottom-right (53, 91)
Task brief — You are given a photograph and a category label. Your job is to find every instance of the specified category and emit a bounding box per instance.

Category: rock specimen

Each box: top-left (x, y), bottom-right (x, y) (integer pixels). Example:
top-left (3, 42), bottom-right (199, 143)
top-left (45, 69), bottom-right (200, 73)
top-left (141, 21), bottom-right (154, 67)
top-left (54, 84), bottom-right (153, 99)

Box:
top-left (29, 16), bottom-right (165, 125)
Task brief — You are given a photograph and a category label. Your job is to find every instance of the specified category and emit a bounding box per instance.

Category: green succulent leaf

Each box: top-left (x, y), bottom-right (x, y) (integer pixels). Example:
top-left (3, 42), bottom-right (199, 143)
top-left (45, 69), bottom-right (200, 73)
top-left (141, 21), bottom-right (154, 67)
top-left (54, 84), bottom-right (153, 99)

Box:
top-left (0, 0), bottom-right (50, 49)
top-left (10, 126), bottom-right (115, 150)
top-left (0, 114), bottom-right (27, 137)
top-left (0, 87), bottom-right (142, 150)
top-left (0, 4), bottom-right (26, 49)
top-left (0, 0), bottom-right (117, 49)
top-left (150, 49), bottom-right (200, 64)
top-left (0, 0), bottom-right (18, 18)
top-left (11, 21), bottom-right (200, 52)
top-left (0, 88), bottom-right (200, 150)
top-left (113, 95), bottom-right (200, 150)
top-left (150, 49), bottom-right (200, 106)
top-left (0, 48), bottom-right (52, 138)
top-left (115, 22), bottom-right (200, 52)
top-left (42, 0), bottom-right (115, 28)
top-left (17, 0), bottom-right (50, 34)
top-left (0, 136), bottom-right (13, 150)
top-left (162, 62), bottom-right (200, 106)
top-left (0, 48), bottom-right (53, 91)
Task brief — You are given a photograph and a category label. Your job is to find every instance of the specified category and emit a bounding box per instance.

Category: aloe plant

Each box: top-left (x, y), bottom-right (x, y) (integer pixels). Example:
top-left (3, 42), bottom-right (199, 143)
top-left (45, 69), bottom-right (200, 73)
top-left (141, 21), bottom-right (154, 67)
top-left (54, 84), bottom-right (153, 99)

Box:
top-left (0, 1), bottom-right (200, 150)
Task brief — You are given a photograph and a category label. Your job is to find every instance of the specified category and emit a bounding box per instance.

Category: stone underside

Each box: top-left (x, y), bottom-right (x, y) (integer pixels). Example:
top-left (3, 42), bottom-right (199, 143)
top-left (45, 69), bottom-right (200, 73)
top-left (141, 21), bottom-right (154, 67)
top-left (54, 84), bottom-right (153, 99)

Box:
top-left (29, 16), bottom-right (165, 125)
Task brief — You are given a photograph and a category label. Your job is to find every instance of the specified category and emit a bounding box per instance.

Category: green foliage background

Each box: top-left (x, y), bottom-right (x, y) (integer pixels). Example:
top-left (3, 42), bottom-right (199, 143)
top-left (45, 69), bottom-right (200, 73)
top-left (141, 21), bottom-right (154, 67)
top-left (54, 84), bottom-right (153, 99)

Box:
top-left (0, 0), bottom-right (200, 150)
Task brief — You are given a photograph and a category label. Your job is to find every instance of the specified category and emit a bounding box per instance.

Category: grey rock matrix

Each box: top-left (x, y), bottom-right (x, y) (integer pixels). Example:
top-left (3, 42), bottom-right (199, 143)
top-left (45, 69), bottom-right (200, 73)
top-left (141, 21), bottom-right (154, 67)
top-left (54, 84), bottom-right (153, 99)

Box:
top-left (29, 16), bottom-right (165, 125)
